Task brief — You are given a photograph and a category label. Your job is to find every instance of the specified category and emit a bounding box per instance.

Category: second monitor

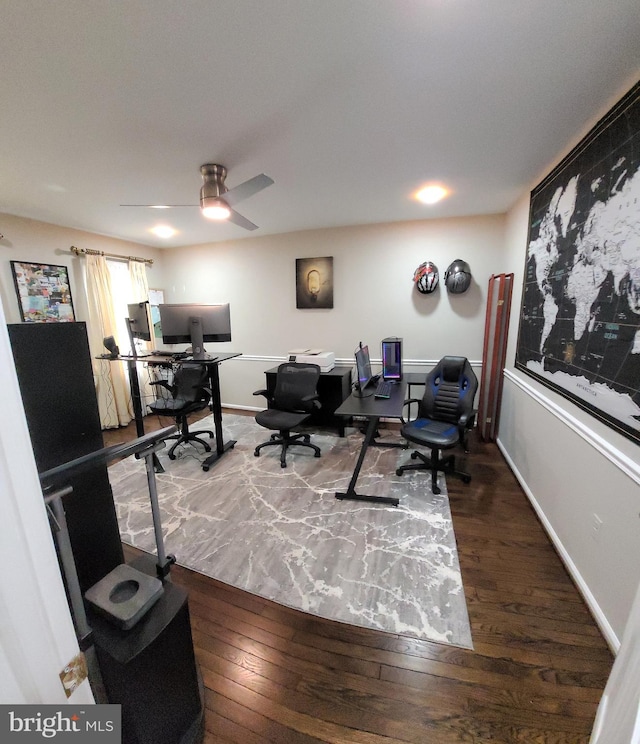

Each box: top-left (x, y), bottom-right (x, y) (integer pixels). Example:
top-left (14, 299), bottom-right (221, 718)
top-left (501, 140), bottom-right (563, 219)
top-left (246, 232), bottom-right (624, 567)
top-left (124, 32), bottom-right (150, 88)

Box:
top-left (381, 337), bottom-right (403, 382)
top-left (126, 301), bottom-right (152, 357)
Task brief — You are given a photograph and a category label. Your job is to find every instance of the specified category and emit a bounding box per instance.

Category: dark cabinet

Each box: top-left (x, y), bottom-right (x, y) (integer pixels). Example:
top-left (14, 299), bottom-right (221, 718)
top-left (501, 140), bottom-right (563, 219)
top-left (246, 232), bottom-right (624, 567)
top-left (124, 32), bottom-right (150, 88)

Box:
top-left (265, 365), bottom-right (352, 435)
top-left (9, 322), bottom-right (124, 592)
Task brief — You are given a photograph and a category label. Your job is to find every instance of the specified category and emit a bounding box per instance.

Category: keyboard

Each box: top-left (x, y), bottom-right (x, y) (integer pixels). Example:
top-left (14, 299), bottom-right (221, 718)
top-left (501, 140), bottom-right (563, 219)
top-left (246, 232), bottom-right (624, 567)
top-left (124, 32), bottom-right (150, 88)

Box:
top-left (374, 379), bottom-right (392, 398)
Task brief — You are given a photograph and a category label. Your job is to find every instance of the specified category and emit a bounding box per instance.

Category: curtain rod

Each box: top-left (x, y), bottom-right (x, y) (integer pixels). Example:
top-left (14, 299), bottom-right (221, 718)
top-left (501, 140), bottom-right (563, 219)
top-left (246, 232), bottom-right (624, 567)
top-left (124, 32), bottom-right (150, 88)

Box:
top-left (70, 246), bottom-right (153, 266)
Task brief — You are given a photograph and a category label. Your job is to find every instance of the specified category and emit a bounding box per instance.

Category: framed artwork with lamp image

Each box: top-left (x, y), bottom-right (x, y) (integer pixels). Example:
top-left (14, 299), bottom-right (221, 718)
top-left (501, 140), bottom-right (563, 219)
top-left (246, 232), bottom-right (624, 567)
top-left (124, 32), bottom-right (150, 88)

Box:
top-left (296, 256), bottom-right (334, 309)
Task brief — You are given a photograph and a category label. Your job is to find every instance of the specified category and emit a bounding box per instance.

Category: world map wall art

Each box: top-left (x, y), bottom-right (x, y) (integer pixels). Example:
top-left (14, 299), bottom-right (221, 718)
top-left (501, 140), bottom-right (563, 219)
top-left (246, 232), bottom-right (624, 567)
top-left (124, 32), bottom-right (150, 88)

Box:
top-left (516, 80), bottom-right (640, 445)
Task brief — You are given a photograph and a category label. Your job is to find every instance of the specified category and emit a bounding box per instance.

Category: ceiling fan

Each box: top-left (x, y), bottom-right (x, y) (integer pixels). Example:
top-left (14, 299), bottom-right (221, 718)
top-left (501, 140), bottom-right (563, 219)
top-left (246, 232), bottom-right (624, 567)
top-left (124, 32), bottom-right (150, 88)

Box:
top-left (120, 164), bottom-right (274, 231)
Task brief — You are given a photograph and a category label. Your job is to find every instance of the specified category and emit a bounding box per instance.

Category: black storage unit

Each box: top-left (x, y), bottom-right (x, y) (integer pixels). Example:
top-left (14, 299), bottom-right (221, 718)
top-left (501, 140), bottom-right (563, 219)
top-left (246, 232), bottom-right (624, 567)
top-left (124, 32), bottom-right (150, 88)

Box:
top-left (8, 321), bottom-right (123, 591)
top-left (89, 559), bottom-right (203, 744)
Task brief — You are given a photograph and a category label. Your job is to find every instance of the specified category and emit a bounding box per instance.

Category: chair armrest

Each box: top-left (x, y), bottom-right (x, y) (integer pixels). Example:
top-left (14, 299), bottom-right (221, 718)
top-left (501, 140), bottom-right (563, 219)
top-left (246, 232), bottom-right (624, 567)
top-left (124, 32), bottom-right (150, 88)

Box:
top-left (458, 409), bottom-right (477, 428)
top-left (253, 388), bottom-right (273, 403)
top-left (301, 393), bottom-right (321, 410)
top-left (400, 397), bottom-right (421, 424)
top-left (150, 380), bottom-right (172, 393)
top-left (458, 410), bottom-right (477, 452)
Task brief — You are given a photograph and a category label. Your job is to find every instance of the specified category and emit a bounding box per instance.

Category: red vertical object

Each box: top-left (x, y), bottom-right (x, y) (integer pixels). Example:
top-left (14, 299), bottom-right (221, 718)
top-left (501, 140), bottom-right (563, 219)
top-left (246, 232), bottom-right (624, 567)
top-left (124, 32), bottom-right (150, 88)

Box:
top-left (478, 273), bottom-right (514, 441)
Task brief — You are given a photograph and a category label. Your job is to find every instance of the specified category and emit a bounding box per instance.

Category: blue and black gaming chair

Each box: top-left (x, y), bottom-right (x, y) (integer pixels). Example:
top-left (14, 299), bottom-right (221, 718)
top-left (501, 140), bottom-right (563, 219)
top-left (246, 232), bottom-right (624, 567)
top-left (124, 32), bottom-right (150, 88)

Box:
top-left (396, 356), bottom-right (477, 494)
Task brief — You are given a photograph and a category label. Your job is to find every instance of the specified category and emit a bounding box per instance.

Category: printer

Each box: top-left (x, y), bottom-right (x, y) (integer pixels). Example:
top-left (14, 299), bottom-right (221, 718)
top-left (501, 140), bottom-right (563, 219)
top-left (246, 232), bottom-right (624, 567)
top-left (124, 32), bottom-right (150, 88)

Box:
top-left (287, 349), bottom-right (335, 372)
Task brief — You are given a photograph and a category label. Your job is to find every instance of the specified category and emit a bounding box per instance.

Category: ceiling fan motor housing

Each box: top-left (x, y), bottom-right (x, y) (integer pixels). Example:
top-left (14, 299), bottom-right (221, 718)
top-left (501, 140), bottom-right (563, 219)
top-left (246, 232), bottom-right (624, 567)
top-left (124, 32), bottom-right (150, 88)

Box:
top-left (200, 163), bottom-right (228, 208)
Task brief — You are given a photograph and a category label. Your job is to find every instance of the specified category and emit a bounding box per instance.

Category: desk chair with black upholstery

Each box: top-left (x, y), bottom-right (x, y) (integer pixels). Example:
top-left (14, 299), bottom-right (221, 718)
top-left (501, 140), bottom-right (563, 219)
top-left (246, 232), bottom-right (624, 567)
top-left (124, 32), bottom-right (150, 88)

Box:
top-left (148, 362), bottom-right (214, 459)
top-left (396, 356), bottom-right (477, 494)
top-left (253, 362), bottom-right (322, 468)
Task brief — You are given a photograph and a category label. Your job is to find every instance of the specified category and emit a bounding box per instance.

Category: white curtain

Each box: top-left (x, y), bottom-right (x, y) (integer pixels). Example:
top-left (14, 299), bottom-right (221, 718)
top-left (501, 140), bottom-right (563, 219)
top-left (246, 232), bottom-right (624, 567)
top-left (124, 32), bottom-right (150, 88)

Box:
top-left (128, 260), bottom-right (156, 410)
top-left (85, 254), bottom-right (133, 428)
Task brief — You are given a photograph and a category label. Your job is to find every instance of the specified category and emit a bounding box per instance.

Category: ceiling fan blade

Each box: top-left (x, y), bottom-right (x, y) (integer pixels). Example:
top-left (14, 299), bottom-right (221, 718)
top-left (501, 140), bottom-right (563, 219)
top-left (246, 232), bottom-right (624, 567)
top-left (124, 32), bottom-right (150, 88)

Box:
top-left (223, 173), bottom-right (274, 207)
top-left (227, 207), bottom-right (259, 231)
top-left (119, 204), bottom-right (198, 208)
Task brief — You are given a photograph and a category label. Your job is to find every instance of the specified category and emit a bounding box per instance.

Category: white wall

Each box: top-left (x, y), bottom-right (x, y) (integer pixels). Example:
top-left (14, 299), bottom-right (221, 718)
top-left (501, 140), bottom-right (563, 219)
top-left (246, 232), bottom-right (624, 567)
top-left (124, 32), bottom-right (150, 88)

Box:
top-left (0, 296), bottom-right (94, 703)
top-left (0, 213), bottom-right (163, 325)
top-left (499, 189), bottom-right (640, 646)
top-left (159, 215), bottom-right (506, 408)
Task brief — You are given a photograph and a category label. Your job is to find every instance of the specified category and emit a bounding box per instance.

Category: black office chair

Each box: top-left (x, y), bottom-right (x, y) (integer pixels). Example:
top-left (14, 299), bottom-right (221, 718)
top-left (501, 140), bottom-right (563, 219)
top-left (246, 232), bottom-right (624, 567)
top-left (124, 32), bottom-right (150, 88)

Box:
top-left (147, 363), bottom-right (214, 459)
top-left (396, 356), bottom-right (477, 494)
top-left (253, 362), bottom-right (322, 468)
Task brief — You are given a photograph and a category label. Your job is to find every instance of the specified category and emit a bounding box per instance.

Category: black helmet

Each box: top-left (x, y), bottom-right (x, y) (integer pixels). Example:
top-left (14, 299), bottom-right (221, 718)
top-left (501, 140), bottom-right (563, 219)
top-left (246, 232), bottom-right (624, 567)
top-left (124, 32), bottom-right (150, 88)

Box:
top-left (413, 261), bottom-right (439, 294)
top-left (444, 259), bottom-right (472, 294)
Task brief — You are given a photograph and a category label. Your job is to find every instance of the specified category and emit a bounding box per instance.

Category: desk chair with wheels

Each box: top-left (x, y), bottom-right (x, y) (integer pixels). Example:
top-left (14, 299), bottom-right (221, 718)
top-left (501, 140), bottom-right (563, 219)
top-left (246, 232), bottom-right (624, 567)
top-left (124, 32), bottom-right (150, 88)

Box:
top-left (396, 356), bottom-right (477, 494)
top-left (253, 362), bottom-right (322, 468)
top-left (148, 363), bottom-right (214, 459)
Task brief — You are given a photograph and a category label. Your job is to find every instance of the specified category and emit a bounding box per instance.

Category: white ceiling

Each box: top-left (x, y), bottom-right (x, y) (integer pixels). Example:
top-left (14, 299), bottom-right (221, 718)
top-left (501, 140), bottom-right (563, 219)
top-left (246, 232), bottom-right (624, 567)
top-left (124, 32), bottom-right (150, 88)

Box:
top-left (2, 1), bottom-right (639, 248)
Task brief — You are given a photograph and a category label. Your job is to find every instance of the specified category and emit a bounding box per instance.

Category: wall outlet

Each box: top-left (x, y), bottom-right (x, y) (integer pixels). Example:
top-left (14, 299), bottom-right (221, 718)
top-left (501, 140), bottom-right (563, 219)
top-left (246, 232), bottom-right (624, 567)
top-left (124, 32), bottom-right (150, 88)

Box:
top-left (591, 513), bottom-right (603, 542)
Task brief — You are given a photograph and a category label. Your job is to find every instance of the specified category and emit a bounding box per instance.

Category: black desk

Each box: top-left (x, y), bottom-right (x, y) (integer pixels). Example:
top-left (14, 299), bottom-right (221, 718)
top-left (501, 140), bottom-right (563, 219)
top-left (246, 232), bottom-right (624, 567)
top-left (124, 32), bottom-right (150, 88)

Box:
top-left (194, 353), bottom-right (241, 472)
top-left (334, 380), bottom-right (407, 506)
top-left (405, 371), bottom-right (427, 396)
top-left (110, 352), bottom-right (241, 472)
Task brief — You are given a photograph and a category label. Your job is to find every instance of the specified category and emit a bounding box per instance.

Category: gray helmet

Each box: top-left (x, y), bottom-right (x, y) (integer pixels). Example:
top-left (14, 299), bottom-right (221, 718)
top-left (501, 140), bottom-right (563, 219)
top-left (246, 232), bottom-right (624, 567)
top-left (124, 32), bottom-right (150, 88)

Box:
top-left (413, 261), bottom-right (439, 294)
top-left (444, 259), bottom-right (472, 294)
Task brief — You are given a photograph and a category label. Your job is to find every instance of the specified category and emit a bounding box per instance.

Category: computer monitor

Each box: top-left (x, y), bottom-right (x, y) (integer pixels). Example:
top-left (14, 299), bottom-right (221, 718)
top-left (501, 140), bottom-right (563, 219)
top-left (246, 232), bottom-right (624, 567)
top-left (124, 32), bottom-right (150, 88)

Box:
top-left (354, 343), bottom-right (374, 397)
top-left (127, 301), bottom-right (152, 341)
top-left (159, 303), bottom-right (231, 360)
top-left (125, 301), bottom-right (152, 357)
top-left (381, 337), bottom-right (402, 381)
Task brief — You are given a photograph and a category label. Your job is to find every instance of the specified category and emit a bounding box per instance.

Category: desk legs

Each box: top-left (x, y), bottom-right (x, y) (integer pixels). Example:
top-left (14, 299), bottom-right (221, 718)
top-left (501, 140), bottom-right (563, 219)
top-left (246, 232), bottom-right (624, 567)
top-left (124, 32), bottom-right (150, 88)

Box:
top-left (201, 363), bottom-right (236, 472)
top-left (127, 360), bottom-right (164, 473)
top-left (335, 417), bottom-right (399, 506)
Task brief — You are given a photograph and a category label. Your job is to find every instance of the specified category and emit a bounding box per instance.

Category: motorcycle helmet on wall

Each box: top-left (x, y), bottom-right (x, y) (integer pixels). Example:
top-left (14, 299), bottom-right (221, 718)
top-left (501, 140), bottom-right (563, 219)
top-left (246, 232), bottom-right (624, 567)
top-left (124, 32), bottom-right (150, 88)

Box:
top-left (444, 259), bottom-right (472, 294)
top-left (413, 261), bottom-right (439, 294)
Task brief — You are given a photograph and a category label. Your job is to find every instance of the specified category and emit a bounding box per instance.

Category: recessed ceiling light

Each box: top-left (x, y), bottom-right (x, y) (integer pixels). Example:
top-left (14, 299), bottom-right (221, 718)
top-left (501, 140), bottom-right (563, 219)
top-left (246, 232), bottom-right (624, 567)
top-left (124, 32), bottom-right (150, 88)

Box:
top-left (415, 185), bottom-right (448, 205)
top-left (151, 225), bottom-right (176, 239)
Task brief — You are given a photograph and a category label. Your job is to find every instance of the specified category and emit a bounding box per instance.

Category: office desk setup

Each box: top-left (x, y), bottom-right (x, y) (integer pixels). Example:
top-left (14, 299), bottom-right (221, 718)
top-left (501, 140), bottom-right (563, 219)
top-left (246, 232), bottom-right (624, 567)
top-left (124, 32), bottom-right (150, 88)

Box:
top-left (334, 379), bottom-right (407, 506)
top-left (103, 352), bottom-right (241, 472)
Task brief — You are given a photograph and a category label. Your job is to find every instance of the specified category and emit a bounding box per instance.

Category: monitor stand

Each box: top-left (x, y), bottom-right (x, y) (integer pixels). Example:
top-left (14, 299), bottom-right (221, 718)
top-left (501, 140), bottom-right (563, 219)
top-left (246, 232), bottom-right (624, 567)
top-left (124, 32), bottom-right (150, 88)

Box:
top-left (189, 316), bottom-right (206, 361)
top-left (353, 383), bottom-right (374, 398)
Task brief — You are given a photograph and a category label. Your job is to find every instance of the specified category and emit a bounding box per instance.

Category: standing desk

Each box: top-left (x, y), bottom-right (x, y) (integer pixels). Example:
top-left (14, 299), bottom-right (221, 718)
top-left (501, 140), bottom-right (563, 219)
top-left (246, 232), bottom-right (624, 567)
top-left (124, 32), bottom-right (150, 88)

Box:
top-left (334, 380), bottom-right (407, 506)
top-left (111, 352), bottom-right (241, 472)
top-left (196, 352), bottom-right (241, 471)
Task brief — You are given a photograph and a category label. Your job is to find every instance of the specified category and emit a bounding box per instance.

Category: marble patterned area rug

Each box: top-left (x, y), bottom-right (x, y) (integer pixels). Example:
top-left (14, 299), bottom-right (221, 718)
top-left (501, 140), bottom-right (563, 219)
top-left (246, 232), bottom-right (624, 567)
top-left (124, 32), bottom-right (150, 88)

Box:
top-left (108, 414), bottom-right (473, 649)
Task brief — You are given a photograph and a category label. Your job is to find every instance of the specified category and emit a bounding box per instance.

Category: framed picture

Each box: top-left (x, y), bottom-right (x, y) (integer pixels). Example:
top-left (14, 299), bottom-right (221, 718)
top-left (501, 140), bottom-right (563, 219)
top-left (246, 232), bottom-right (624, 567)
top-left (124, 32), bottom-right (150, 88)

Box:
top-left (10, 261), bottom-right (75, 322)
top-left (515, 80), bottom-right (640, 444)
top-left (296, 256), bottom-right (334, 309)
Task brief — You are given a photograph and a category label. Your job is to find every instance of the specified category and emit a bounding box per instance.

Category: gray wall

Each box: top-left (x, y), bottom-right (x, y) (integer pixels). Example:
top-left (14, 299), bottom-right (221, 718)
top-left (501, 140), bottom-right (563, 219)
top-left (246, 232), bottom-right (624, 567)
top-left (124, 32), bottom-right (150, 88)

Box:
top-left (156, 215), bottom-right (505, 408)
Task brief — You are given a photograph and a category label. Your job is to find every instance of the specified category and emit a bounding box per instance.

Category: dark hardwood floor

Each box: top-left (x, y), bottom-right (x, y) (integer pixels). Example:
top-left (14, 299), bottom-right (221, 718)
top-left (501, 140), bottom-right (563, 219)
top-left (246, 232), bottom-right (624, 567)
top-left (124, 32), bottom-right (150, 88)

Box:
top-left (107, 411), bottom-right (613, 743)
